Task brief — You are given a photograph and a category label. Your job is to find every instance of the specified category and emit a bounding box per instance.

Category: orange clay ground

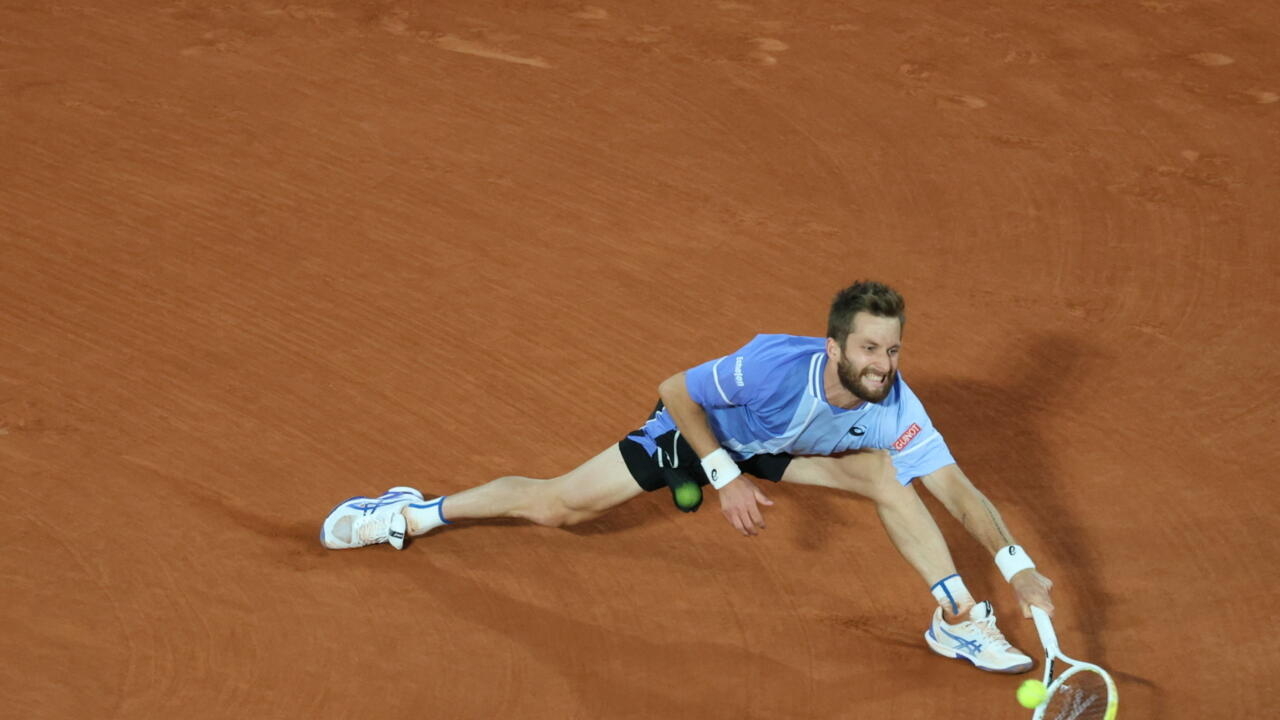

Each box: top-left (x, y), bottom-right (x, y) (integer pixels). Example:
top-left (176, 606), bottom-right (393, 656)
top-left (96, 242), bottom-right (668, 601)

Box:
top-left (3, 1), bottom-right (1278, 718)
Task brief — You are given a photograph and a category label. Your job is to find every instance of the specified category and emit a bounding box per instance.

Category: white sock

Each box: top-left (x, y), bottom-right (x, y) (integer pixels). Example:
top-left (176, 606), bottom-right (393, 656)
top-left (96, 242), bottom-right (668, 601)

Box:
top-left (930, 573), bottom-right (975, 616)
top-left (404, 496), bottom-right (450, 535)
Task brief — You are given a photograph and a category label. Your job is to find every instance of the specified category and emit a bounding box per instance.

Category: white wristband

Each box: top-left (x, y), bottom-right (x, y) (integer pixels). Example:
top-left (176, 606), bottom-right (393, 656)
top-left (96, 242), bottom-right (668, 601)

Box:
top-left (700, 448), bottom-right (742, 490)
top-left (995, 545), bottom-right (1036, 582)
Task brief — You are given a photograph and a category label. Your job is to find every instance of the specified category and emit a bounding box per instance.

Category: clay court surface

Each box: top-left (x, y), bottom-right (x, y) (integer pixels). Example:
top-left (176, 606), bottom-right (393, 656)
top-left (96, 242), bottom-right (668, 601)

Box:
top-left (3, 0), bottom-right (1278, 717)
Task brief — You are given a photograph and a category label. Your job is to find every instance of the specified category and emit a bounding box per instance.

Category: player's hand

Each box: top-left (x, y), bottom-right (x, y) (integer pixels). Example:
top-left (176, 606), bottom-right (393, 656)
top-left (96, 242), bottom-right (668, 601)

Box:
top-left (717, 476), bottom-right (774, 536)
top-left (1010, 568), bottom-right (1054, 618)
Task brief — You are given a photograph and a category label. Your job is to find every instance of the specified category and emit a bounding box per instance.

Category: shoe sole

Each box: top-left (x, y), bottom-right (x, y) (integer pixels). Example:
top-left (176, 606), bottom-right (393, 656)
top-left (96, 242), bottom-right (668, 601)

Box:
top-left (924, 629), bottom-right (1034, 674)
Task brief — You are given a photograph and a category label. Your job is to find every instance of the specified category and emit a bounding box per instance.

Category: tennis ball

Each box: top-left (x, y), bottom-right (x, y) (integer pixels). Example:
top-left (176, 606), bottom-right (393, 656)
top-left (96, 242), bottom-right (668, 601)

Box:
top-left (672, 482), bottom-right (702, 511)
top-left (1016, 679), bottom-right (1048, 709)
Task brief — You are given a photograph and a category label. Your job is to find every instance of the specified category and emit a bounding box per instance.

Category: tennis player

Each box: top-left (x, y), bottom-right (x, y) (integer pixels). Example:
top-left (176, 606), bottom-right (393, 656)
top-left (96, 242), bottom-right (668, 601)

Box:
top-left (320, 281), bottom-right (1055, 673)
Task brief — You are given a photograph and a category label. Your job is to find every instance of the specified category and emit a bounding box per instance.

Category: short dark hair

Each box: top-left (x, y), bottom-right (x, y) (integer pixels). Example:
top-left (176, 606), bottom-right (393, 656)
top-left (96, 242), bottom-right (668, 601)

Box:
top-left (827, 281), bottom-right (906, 347)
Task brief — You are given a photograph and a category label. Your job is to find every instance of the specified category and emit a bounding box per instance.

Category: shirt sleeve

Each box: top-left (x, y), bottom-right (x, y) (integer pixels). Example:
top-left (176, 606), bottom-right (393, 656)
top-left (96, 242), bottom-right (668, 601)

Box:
top-left (886, 382), bottom-right (956, 484)
top-left (684, 335), bottom-right (787, 411)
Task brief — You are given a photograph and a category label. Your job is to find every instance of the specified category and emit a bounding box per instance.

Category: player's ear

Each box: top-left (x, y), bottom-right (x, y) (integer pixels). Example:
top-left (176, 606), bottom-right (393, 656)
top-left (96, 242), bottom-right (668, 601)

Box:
top-left (826, 337), bottom-right (840, 360)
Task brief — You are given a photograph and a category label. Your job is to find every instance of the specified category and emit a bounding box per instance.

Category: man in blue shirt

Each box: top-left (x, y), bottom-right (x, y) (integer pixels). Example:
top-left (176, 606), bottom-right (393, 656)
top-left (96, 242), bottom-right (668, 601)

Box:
top-left (320, 281), bottom-right (1055, 673)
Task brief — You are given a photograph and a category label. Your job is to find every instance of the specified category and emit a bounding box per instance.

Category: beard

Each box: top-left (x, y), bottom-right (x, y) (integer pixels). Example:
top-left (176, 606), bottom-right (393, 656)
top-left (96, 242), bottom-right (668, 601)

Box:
top-left (837, 353), bottom-right (895, 403)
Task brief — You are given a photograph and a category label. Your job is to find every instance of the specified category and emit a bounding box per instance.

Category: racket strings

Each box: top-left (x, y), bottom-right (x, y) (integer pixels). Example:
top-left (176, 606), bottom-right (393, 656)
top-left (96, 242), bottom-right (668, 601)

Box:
top-left (1043, 669), bottom-right (1111, 720)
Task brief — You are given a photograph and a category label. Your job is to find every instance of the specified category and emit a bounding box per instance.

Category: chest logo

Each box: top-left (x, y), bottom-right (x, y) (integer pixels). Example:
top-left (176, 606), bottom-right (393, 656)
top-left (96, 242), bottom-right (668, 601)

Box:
top-left (848, 426), bottom-right (866, 436)
top-left (892, 423), bottom-right (922, 451)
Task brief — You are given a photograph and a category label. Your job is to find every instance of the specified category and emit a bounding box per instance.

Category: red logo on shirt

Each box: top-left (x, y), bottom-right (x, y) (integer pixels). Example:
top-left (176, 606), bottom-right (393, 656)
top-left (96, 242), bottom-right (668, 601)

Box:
top-left (893, 423), bottom-right (922, 451)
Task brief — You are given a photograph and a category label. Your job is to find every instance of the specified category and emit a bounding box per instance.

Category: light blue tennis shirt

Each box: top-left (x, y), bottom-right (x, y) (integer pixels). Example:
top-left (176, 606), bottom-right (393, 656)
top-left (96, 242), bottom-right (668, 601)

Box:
top-left (637, 334), bottom-right (956, 485)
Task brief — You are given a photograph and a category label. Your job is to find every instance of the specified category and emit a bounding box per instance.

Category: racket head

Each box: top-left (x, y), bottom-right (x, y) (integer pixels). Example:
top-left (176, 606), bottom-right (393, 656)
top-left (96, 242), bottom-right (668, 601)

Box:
top-left (1031, 662), bottom-right (1119, 720)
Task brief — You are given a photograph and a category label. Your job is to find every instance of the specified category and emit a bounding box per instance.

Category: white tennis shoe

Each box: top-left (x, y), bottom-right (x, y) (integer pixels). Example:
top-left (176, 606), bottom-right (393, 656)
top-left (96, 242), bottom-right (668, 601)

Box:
top-left (320, 486), bottom-right (423, 550)
top-left (924, 600), bottom-right (1034, 673)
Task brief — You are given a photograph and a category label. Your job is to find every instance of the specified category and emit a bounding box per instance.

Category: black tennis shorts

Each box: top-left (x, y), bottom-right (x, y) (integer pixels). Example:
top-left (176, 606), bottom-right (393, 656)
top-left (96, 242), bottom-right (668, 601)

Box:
top-left (617, 401), bottom-right (792, 492)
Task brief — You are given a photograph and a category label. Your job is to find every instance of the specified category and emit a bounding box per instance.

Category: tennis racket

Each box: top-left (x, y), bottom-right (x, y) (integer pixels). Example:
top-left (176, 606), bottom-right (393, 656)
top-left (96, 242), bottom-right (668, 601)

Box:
top-left (1029, 606), bottom-right (1119, 720)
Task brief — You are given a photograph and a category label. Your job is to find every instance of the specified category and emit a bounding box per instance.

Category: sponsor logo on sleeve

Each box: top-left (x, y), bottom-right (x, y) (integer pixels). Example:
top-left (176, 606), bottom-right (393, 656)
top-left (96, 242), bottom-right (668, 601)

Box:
top-left (733, 356), bottom-right (745, 387)
top-left (892, 423), bottom-right (922, 451)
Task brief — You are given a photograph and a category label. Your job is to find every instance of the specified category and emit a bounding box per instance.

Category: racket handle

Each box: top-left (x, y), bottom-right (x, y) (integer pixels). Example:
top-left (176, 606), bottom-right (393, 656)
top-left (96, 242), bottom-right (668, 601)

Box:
top-left (1030, 606), bottom-right (1061, 656)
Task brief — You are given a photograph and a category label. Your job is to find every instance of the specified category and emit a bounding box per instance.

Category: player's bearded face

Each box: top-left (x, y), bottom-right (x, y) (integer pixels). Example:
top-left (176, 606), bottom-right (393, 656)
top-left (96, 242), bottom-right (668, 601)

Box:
top-left (837, 349), bottom-right (896, 403)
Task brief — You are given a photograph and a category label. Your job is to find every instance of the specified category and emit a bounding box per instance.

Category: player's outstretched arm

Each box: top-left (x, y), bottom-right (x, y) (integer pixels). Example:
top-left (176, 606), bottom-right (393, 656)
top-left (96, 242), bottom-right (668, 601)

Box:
top-left (658, 372), bottom-right (773, 536)
top-left (920, 464), bottom-right (1055, 617)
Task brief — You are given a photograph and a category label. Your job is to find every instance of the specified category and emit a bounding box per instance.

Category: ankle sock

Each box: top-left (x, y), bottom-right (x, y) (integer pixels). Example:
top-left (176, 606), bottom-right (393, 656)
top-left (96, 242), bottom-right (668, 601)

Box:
top-left (930, 573), bottom-right (975, 616)
top-left (405, 496), bottom-right (451, 535)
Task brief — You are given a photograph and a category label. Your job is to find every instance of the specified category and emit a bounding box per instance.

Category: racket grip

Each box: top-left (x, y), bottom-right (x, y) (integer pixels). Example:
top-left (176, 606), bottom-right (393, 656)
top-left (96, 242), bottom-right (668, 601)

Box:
top-left (1030, 606), bottom-right (1061, 656)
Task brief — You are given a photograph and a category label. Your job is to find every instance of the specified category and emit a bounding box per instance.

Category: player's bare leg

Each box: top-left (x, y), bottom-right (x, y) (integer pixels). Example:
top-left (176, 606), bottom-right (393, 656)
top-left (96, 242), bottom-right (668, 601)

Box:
top-left (403, 444), bottom-right (644, 535)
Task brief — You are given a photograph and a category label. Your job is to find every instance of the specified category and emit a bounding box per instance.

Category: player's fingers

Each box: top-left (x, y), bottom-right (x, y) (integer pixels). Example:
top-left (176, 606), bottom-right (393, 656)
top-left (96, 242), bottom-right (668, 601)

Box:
top-left (729, 513), bottom-right (747, 536)
top-left (1035, 595), bottom-right (1055, 616)
top-left (723, 507), bottom-right (747, 536)
top-left (1023, 587), bottom-right (1054, 616)
top-left (740, 506), bottom-right (759, 535)
top-left (754, 487), bottom-right (774, 506)
top-left (1034, 570), bottom-right (1054, 591)
top-left (747, 500), bottom-right (766, 530)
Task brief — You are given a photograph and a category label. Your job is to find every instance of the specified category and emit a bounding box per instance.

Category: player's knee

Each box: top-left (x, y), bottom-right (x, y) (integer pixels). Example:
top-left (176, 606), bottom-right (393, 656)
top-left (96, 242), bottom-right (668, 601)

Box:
top-left (528, 502), bottom-right (597, 528)
top-left (529, 507), bottom-right (569, 527)
top-left (495, 476), bottom-right (565, 527)
top-left (834, 450), bottom-right (899, 499)
top-left (523, 492), bottom-right (573, 527)
top-left (554, 492), bottom-right (605, 527)
top-left (868, 459), bottom-right (911, 505)
top-left (524, 480), bottom-right (589, 528)
top-left (871, 475), bottom-right (917, 509)
top-left (521, 465), bottom-right (621, 528)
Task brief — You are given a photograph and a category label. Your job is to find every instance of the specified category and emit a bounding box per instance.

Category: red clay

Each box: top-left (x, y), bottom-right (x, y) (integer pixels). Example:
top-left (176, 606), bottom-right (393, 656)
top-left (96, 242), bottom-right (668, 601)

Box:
top-left (3, 1), bottom-right (1278, 718)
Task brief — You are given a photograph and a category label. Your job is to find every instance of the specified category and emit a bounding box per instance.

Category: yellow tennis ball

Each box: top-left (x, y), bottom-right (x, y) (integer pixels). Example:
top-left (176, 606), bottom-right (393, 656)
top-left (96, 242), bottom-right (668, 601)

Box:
top-left (673, 482), bottom-right (702, 511)
top-left (1017, 679), bottom-right (1048, 709)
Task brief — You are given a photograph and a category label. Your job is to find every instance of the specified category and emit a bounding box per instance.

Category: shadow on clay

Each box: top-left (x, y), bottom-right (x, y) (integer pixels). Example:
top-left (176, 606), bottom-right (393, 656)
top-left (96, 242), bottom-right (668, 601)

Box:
top-left (912, 332), bottom-right (1113, 664)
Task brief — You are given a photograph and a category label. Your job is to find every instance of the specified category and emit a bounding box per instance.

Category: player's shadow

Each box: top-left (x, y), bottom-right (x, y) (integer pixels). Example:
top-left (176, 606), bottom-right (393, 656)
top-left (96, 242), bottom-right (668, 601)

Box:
top-left (910, 332), bottom-right (1113, 662)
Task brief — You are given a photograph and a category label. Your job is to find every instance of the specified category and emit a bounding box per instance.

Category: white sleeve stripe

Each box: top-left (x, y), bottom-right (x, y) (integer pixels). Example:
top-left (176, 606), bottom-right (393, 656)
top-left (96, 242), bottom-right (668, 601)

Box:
top-left (893, 431), bottom-right (941, 459)
top-left (710, 357), bottom-right (733, 405)
top-left (807, 353), bottom-right (822, 398)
